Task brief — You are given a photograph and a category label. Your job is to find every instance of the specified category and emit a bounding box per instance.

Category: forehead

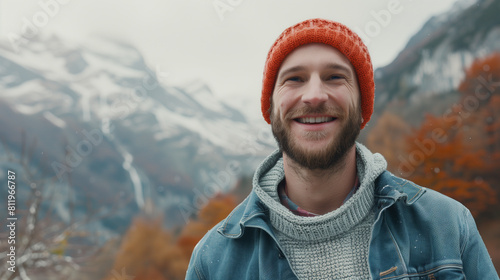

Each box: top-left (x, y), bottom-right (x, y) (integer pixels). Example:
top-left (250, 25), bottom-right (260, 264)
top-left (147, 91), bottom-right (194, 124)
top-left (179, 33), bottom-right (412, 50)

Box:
top-left (278, 43), bottom-right (354, 74)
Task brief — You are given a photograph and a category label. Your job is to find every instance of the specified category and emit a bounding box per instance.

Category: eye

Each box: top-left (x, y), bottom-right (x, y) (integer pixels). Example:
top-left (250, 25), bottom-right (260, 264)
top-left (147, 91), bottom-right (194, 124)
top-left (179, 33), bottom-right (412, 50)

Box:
top-left (285, 76), bottom-right (303, 82)
top-left (328, 75), bottom-right (344, 80)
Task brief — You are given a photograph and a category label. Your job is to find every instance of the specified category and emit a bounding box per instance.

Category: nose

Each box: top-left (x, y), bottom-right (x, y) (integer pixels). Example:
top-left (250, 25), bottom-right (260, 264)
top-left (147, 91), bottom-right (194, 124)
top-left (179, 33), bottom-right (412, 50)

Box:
top-left (301, 75), bottom-right (328, 106)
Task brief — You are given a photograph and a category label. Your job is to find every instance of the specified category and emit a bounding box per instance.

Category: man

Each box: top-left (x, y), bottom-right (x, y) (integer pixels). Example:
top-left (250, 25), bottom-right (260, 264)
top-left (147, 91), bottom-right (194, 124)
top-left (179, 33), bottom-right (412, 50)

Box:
top-left (186, 18), bottom-right (498, 279)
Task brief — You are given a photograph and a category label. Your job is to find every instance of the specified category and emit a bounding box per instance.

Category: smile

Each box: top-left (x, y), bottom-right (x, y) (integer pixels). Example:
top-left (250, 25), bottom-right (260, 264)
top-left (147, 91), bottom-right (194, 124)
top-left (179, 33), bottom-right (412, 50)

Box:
top-left (295, 116), bottom-right (336, 124)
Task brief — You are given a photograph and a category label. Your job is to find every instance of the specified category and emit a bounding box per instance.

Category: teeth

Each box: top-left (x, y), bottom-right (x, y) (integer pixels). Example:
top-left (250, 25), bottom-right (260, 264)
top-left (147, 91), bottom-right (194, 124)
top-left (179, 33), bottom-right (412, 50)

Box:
top-left (297, 117), bottom-right (334, 124)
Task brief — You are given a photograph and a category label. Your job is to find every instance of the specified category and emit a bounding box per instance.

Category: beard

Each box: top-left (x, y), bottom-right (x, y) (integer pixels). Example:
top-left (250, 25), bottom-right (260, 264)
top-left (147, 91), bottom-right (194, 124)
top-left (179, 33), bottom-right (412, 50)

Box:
top-left (271, 103), bottom-right (361, 170)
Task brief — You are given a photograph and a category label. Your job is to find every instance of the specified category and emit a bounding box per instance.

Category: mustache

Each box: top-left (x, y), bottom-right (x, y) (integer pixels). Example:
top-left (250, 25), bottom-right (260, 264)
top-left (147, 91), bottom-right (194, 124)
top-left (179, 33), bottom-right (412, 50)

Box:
top-left (285, 104), bottom-right (345, 120)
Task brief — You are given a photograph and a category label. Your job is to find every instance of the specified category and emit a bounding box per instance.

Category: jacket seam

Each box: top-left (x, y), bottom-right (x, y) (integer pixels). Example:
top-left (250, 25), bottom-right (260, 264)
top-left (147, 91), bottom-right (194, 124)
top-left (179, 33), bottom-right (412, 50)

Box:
top-left (407, 183), bottom-right (424, 202)
top-left (241, 210), bottom-right (267, 224)
top-left (194, 265), bottom-right (205, 280)
top-left (392, 177), bottom-right (424, 203)
top-left (187, 235), bottom-right (206, 280)
top-left (219, 210), bottom-right (267, 237)
top-left (219, 208), bottom-right (237, 234)
top-left (460, 208), bottom-right (470, 256)
top-left (386, 222), bottom-right (408, 274)
top-left (380, 264), bottom-right (464, 279)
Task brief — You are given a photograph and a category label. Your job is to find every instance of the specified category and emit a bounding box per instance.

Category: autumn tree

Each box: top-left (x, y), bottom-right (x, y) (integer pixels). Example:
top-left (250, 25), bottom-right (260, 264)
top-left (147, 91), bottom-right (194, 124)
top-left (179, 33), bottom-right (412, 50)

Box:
top-left (458, 52), bottom-right (500, 101)
top-left (103, 215), bottom-right (187, 280)
top-left (176, 193), bottom-right (238, 259)
top-left (366, 111), bottom-right (411, 172)
top-left (403, 53), bottom-right (500, 217)
top-left (403, 112), bottom-right (497, 216)
top-left (103, 193), bottom-right (238, 280)
top-left (457, 52), bottom-right (500, 182)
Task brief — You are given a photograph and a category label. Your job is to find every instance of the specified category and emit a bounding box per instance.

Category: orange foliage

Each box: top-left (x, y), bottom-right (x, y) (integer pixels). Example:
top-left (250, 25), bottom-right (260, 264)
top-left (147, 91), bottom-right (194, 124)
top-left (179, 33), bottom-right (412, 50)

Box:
top-left (103, 216), bottom-right (186, 280)
top-left (458, 52), bottom-right (500, 97)
top-left (103, 193), bottom-right (238, 280)
top-left (403, 53), bottom-right (500, 217)
top-left (457, 54), bottom-right (500, 180)
top-left (177, 194), bottom-right (237, 258)
top-left (406, 114), bottom-right (497, 215)
top-left (366, 111), bottom-right (411, 172)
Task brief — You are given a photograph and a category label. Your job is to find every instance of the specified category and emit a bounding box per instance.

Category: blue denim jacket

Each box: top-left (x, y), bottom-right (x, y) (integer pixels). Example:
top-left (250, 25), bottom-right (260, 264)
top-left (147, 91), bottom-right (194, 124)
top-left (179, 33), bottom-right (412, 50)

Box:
top-left (186, 171), bottom-right (499, 279)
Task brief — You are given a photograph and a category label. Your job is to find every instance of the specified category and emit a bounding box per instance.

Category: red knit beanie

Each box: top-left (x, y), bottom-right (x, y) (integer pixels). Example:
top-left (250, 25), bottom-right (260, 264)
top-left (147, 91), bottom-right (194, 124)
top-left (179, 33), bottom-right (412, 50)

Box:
top-left (261, 18), bottom-right (374, 129)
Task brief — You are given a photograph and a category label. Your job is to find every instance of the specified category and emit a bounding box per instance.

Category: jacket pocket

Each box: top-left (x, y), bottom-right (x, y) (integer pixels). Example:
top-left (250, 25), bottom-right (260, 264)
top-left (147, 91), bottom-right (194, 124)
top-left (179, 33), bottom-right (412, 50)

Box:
top-left (383, 264), bottom-right (465, 280)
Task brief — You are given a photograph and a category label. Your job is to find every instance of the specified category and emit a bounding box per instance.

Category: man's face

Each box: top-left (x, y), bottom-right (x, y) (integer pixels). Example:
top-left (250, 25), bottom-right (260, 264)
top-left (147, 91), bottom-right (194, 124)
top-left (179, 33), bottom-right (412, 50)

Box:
top-left (270, 43), bottom-right (362, 170)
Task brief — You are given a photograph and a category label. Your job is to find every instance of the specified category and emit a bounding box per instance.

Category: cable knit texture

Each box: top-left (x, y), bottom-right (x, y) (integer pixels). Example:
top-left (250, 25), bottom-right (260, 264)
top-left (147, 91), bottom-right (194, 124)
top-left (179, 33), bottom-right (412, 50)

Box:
top-left (253, 143), bottom-right (387, 279)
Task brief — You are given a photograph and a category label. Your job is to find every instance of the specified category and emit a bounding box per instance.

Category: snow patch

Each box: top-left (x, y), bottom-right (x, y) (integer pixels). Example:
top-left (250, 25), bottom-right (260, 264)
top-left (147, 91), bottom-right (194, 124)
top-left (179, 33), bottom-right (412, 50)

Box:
top-left (43, 111), bottom-right (66, 128)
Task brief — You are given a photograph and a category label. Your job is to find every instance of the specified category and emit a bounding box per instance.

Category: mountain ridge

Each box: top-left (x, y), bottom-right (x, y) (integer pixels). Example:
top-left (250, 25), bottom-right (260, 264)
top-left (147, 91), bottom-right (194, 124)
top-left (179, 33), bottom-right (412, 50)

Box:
top-left (373, 0), bottom-right (500, 119)
top-left (0, 34), bottom-right (275, 235)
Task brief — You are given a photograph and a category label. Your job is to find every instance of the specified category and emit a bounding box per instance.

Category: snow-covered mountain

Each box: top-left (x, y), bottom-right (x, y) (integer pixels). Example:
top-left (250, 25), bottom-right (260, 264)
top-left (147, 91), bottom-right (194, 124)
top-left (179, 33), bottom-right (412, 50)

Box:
top-left (0, 34), bottom-right (275, 234)
top-left (373, 0), bottom-right (500, 123)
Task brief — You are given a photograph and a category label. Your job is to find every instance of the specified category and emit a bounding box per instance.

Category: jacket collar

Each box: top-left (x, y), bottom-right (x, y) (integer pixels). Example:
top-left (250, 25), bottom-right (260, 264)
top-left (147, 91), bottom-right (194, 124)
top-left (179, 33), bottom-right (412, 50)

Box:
top-left (374, 171), bottom-right (426, 205)
top-left (217, 191), bottom-right (272, 238)
top-left (218, 146), bottom-right (426, 240)
top-left (218, 171), bottom-right (426, 239)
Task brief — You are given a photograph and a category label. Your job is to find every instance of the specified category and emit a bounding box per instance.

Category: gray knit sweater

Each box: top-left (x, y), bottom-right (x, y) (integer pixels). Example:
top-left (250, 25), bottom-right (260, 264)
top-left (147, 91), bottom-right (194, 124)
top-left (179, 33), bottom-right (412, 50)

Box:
top-left (253, 143), bottom-right (387, 279)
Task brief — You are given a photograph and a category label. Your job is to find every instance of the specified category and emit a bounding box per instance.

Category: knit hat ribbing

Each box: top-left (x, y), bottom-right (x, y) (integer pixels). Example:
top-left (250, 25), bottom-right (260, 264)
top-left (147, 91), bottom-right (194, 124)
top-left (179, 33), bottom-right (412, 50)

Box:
top-left (261, 18), bottom-right (375, 129)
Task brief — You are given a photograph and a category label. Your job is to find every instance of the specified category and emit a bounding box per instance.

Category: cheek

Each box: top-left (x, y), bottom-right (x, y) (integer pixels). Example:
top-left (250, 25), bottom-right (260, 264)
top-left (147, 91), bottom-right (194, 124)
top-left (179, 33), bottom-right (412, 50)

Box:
top-left (340, 84), bottom-right (360, 109)
top-left (271, 97), bottom-right (287, 119)
top-left (278, 95), bottom-right (298, 116)
top-left (279, 101), bottom-right (293, 119)
top-left (351, 93), bottom-right (361, 110)
top-left (346, 83), bottom-right (361, 105)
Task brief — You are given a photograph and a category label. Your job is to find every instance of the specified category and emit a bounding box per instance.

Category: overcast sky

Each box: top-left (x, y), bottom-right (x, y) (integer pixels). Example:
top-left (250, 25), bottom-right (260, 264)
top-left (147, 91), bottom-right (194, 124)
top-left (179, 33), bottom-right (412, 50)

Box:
top-left (0, 0), bottom-right (460, 119)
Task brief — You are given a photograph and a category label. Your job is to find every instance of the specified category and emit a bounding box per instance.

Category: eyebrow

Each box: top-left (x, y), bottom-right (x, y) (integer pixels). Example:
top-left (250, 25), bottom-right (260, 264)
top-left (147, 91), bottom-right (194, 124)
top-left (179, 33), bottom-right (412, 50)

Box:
top-left (324, 63), bottom-right (354, 76)
top-left (277, 66), bottom-right (306, 81)
top-left (277, 63), bottom-right (354, 81)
